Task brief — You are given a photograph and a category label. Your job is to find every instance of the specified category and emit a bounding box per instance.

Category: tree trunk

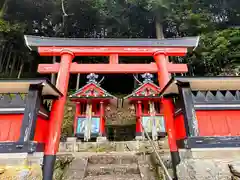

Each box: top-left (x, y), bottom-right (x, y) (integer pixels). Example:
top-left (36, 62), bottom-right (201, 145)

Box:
top-left (16, 56), bottom-right (21, 71)
top-left (0, 0), bottom-right (9, 18)
top-left (5, 50), bottom-right (12, 74)
top-left (51, 56), bottom-right (56, 85)
top-left (133, 74), bottom-right (138, 89)
top-left (9, 53), bottom-right (17, 77)
top-left (155, 16), bottom-right (170, 77)
top-left (0, 44), bottom-right (10, 72)
top-left (76, 73), bottom-right (80, 90)
top-left (155, 18), bottom-right (164, 39)
top-left (17, 61), bottom-right (24, 79)
top-left (0, 45), bottom-right (5, 71)
top-left (0, 45), bottom-right (4, 60)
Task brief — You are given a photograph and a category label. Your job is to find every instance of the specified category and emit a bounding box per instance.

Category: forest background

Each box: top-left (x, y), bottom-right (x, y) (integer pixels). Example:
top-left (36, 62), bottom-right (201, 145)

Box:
top-left (0, 0), bottom-right (240, 136)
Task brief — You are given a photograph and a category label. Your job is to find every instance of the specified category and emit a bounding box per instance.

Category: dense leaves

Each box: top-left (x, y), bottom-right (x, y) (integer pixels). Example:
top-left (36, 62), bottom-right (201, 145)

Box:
top-left (193, 29), bottom-right (240, 75)
top-left (0, 0), bottom-right (239, 78)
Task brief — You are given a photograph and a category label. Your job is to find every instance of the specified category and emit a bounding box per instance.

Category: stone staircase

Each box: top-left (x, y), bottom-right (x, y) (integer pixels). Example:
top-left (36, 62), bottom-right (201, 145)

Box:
top-left (63, 153), bottom-right (159, 180)
top-left (85, 154), bottom-right (142, 180)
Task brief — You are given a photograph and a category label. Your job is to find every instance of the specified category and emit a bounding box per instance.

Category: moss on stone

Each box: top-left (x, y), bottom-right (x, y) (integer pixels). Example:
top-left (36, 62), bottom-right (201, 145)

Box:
top-left (61, 99), bottom-right (75, 139)
top-left (0, 160), bottom-right (42, 180)
top-left (53, 155), bottom-right (74, 180)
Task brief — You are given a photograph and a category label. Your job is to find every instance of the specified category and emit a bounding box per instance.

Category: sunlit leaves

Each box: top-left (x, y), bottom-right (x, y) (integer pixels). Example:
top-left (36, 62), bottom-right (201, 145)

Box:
top-left (0, 19), bottom-right (23, 33)
top-left (191, 28), bottom-right (240, 75)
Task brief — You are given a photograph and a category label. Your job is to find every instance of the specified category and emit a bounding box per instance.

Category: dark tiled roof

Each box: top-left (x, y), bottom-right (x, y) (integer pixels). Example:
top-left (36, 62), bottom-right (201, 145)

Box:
top-left (24, 35), bottom-right (200, 51)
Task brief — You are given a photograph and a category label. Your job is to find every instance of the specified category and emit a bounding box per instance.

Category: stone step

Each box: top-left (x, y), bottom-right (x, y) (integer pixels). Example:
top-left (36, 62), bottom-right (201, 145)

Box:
top-left (62, 158), bottom-right (87, 179)
top-left (88, 155), bottom-right (137, 164)
top-left (84, 174), bottom-right (142, 180)
top-left (168, 169), bottom-right (174, 177)
top-left (86, 163), bottom-right (139, 176)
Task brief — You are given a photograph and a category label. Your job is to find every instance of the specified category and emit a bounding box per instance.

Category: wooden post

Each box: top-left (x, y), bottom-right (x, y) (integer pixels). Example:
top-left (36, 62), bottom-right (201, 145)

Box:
top-left (136, 101), bottom-right (143, 137)
top-left (99, 101), bottom-right (105, 136)
top-left (178, 83), bottom-right (199, 137)
top-left (74, 103), bottom-right (80, 135)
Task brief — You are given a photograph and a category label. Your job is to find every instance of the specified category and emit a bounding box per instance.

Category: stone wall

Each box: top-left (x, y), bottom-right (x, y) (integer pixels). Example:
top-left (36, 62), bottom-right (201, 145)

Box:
top-left (58, 139), bottom-right (169, 153)
top-left (0, 153), bottom-right (43, 180)
top-left (177, 148), bottom-right (240, 180)
top-left (0, 153), bottom-right (74, 180)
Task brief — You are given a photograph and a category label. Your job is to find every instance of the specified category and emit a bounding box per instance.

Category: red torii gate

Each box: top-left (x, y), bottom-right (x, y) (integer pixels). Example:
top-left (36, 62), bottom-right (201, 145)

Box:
top-left (24, 35), bottom-right (199, 180)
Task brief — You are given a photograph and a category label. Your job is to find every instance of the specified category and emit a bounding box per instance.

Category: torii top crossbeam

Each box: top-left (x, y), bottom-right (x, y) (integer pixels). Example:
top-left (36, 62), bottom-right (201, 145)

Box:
top-left (24, 35), bottom-right (199, 56)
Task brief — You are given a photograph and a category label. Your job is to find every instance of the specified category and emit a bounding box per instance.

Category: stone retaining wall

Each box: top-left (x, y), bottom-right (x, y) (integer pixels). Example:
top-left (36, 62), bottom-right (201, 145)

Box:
top-left (0, 153), bottom-right (43, 180)
top-left (177, 148), bottom-right (240, 180)
top-left (58, 138), bottom-right (169, 153)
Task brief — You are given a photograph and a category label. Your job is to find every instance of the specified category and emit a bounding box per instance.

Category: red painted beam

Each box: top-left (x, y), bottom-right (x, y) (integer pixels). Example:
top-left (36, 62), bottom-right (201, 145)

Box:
top-left (38, 47), bottom-right (188, 56)
top-left (109, 54), bottom-right (119, 64)
top-left (38, 63), bottom-right (188, 74)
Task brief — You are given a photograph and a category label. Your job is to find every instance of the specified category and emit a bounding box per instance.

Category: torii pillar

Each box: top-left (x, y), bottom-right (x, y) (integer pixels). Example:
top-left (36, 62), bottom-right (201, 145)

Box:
top-left (154, 53), bottom-right (180, 179)
top-left (43, 50), bottom-right (74, 180)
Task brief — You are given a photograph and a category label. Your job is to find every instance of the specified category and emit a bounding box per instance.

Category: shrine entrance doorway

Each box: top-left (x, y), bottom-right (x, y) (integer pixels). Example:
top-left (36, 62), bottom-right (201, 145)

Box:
top-left (106, 124), bottom-right (136, 141)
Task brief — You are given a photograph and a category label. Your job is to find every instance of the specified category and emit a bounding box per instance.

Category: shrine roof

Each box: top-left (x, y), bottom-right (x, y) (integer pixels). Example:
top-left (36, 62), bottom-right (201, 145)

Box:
top-left (159, 76), bottom-right (240, 96)
top-left (69, 82), bottom-right (117, 99)
top-left (0, 79), bottom-right (62, 97)
top-left (124, 82), bottom-right (161, 100)
top-left (70, 96), bottom-right (114, 99)
top-left (24, 35), bottom-right (199, 51)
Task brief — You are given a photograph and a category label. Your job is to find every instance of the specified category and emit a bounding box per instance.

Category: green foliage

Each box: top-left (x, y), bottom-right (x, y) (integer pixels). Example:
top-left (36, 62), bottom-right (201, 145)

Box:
top-left (0, 19), bottom-right (23, 33)
top-left (61, 99), bottom-right (75, 138)
top-left (0, 0), bottom-right (8, 18)
top-left (128, 0), bottom-right (170, 11)
top-left (54, 155), bottom-right (74, 180)
top-left (189, 28), bottom-right (240, 75)
top-left (0, 19), bottom-right (11, 33)
top-left (165, 0), bottom-right (215, 37)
